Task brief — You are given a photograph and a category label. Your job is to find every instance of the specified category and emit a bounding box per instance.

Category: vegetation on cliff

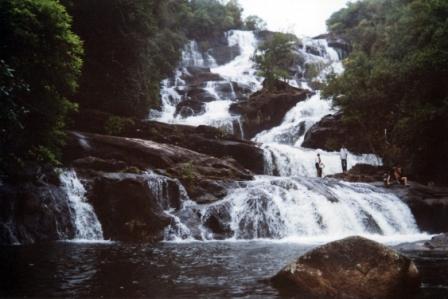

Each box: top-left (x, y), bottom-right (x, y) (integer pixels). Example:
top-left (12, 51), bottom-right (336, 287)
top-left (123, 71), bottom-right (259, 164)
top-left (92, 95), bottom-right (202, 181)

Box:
top-left (323, 0), bottom-right (448, 184)
top-left (0, 0), bottom-right (83, 175)
top-left (253, 32), bottom-right (297, 89)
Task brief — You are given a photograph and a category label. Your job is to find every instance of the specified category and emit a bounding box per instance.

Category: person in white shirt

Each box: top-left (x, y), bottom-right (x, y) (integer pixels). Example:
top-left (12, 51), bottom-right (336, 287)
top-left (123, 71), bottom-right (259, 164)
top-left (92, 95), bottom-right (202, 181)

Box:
top-left (340, 146), bottom-right (348, 173)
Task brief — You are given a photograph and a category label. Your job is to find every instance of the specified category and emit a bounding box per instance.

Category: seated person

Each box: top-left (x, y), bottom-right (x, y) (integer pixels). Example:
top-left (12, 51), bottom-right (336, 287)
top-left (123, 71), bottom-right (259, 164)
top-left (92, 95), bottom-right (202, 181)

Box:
top-left (394, 166), bottom-right (409, 186)
top-left (384, 166), bottom-right (409, 187)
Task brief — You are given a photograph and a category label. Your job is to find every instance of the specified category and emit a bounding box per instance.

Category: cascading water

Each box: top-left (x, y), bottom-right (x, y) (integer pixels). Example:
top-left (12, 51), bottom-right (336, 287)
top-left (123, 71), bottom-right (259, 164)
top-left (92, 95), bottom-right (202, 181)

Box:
top-left (167, 176), bottom-right (420, 242)
top-left (152, 30), bottom-right (424, 242)
top-left (211, 30), bottom-right (262, 90)
top-left (150, 30), bottom-right (263, 134)
top-left (60, 170), bottom-right (103, 241)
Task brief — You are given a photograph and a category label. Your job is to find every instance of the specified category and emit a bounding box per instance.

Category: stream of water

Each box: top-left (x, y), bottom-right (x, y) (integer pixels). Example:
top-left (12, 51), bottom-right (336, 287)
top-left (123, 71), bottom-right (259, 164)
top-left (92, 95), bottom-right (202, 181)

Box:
top-left (2, 30), bottom-right (446, 298)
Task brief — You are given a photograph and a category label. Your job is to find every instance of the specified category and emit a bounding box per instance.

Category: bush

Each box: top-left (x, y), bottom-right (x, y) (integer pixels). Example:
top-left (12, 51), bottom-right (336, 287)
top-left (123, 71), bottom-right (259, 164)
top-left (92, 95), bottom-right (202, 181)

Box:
top-left (104, 116), bottom-right (135, 136)
top-left (253, 32), bottom-right (297, 89)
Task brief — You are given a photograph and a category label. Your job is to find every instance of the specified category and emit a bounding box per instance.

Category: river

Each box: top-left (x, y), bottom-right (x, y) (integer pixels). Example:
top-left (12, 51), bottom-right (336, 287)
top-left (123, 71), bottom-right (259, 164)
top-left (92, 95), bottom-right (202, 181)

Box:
top-left (1, 241), bottom-right (447, 298)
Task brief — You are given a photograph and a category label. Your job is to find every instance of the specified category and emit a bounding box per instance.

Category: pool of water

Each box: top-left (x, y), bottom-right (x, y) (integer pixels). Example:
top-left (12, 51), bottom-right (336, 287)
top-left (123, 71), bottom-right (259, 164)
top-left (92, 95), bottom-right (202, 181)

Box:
top-left (1, 241), bottom-right (447, 298)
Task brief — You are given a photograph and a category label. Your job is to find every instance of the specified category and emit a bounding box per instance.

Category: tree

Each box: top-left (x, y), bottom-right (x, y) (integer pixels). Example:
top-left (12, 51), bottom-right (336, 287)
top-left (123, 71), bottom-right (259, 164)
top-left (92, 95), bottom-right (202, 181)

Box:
top-left (323, 0), bottom-right (448, 184)
top-left (253, 33), bottom-right (297, 89)
top-left (0, 0), bottom-right (83, 175)
top-left (186, 0), bottom-right (244, 40)
top-left (244, 15), bottom-right (267, 32)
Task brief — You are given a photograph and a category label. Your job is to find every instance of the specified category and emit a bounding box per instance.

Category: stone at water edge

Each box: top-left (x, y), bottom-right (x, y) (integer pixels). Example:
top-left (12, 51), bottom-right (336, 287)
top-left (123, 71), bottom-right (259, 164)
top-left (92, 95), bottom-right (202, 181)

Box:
top-left (271, 236), bottom-right (420, 299)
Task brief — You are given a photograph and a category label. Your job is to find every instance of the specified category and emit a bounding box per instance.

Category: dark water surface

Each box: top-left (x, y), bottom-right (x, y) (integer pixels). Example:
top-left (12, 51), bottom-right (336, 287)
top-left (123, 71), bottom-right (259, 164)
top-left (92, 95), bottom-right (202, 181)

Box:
top-left (0, 241), bottom-right (447, 298)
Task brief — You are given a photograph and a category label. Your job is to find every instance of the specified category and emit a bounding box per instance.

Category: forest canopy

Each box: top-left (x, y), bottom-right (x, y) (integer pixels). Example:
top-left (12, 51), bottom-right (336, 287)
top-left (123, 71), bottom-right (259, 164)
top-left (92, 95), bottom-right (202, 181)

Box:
top-left (0, 0), bottom-right (244, 176)
top-left (324, 0), bottom-right (448, 184)
top-left (0, 0), bottom-right (83, 174)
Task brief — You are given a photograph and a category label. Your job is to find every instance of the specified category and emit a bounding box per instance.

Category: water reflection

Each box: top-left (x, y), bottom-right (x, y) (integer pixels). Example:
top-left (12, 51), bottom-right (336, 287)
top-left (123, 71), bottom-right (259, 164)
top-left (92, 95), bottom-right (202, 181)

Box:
top-left (0, 242), bottom-right (446, 298)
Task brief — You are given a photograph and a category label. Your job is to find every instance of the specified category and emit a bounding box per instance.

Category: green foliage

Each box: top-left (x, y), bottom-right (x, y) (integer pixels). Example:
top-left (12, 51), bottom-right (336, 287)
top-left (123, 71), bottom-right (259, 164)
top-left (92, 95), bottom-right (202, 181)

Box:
top-left (104, 116), bottom-right (135, 136)
top-left (186, 0), bottom-right (243, 40)
top-left (244, 15), bottom-right (267, 32)
top-left (62, 0), bottom-right (243, 118)
top-left (324, 0), bottom-right (448, 184)
top-left (0, 0), bottom-right (83, 175)
top-left (180, 162), bottom-right (195, 183)
top-left (254, 33), bottom-right (297, 89)
top-left (61, 0), bottom-right (186, 118)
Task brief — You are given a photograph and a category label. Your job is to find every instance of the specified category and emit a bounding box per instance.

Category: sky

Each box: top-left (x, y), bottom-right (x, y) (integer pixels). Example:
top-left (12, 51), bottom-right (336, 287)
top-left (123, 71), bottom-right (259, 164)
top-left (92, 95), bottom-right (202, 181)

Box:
top-left (238, 0), bottom-right (354, 37)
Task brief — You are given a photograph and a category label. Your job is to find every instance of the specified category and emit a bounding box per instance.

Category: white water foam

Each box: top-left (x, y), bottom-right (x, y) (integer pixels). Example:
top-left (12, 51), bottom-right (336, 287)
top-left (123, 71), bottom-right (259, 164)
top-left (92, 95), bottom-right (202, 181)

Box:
top-left (60, 170), bottom-right (104, 241)
top-left (211, 30), bottom-right (263, 90)
top-left (262, 143), bottom-right (382, 177)
top-left (150, 30), bottom-right (421, 244)
top-left (165, 176), bottom-right (425, 243)
top-left (151, 30), bottom-right (262, 134)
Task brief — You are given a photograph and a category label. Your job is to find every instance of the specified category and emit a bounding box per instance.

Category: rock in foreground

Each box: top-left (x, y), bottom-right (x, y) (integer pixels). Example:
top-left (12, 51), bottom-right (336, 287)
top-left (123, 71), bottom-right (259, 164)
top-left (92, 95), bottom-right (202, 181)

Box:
top-left (271, 236), bottom-right (420, 299)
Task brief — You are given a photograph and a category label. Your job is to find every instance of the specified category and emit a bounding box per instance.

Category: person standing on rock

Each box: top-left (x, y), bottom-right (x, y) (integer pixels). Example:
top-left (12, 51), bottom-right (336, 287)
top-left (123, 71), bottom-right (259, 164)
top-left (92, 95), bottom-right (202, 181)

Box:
top-left (340, 146), bottom-right (348, 173)
top-left (315, 153), bottom-right (324, 178)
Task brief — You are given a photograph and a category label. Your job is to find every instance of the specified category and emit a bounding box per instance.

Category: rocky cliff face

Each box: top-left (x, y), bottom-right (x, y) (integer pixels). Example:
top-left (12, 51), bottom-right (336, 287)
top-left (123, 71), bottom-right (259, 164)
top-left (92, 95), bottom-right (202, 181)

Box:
top-left (0, 170), bottom-right (75, 245)
top-left (230, 81), bottom-right (314, 139)
top-left (302, 112), bottom-right (372, 154)
top-left (71, 109), bottom-right (265, 174)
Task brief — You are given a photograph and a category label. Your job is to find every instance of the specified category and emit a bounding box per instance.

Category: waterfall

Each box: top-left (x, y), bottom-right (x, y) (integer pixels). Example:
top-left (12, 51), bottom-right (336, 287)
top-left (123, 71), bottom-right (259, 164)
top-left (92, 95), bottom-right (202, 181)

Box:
top-left (150, 30), bottom-right (423, 243)
top-left (182, 40), bottom-right (217, 68)
top-left (141, 171), bottom-right (194, 241)
top-left (60, 170), bottom-right (103, 241)
top-left (165, 176), bottom-right (420, 241)
top-left (211, 30), bottom-right (262, 90)
top-left (252, 40), bottom-right (383, 177)
top-left (150, 30), bottom-right (262, 134)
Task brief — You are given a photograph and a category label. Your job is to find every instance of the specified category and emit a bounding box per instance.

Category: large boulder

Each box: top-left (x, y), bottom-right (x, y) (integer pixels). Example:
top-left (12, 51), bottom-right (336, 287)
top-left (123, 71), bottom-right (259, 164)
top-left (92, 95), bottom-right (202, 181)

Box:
top-left (230, 80), bottom-right (313, 139)
top-left (271, 236), bottom-right (420, 299)
top-left (87, 173), bottom-right (174, 242)
top-left (175, 99), bottom-right (206, 118)
top-left (181, 66), bottom-right (222, 86)
top-left (302, 113), bottom-right (372, 154)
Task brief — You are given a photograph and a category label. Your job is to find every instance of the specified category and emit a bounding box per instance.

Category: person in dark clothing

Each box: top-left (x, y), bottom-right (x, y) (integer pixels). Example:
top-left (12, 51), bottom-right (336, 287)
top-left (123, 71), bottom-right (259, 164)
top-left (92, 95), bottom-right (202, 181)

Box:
top-left (340, 146), bottom-right (348, 173)
top-left (315, 153), bottom-right (324, 178)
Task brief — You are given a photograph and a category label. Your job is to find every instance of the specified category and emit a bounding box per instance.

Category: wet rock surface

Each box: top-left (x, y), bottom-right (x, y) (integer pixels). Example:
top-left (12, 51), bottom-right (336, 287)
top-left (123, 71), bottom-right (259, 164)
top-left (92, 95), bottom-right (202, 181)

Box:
top-left (65, 131), bottom-right (254, 203)
top-left (302, 112), bottom-right (372, 154)
top-left (70, 109), bottom-right (265, 174)
top-left (0, 172), bottom-right (75, 245)
top-left (271, 236), bottom-right (421, 299)
top-left (395, 233), bottom-right (448, 252)
top-left (87, 173), bottom-right (172, 243)
top-left (328, 164), bottom-right (386, 182)
top-left (389, 183), bottom-right (448, 234)
top-left (230, 80), bottom-right (313, 139)
top-left (174, 99), bottom-right (206, 118)
top-left (328, 164), bottom-right (448, 234)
